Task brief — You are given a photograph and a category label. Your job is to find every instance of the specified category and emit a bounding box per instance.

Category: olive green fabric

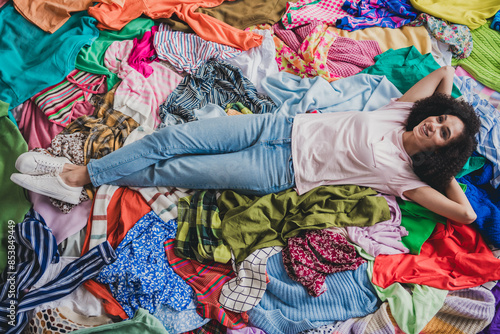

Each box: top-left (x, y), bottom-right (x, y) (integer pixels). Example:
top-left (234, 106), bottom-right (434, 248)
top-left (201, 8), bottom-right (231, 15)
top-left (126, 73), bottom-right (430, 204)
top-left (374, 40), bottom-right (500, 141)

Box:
top-left (159, 0), bottom-right (289, 33)
top-left (218, 185), bottom-right (390, 264)
top-left (0, 100), bottom-right (31, 272)
top-left (75, 18), bottom-right (155, 90)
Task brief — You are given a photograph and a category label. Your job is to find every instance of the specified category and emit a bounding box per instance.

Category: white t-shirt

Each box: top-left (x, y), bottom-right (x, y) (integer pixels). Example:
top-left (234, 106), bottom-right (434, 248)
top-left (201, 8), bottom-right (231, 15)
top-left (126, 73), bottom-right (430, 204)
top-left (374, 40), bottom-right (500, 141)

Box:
top-left (291, 99), bottom-right (427, 199)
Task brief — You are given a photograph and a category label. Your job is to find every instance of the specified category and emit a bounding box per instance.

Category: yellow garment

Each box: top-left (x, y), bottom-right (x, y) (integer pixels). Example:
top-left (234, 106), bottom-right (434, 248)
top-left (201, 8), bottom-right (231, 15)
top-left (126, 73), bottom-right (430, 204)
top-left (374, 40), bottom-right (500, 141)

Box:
top-left (410, 0), bottom-right (500, 30)
top-left (331, 25), bottom-right (432, 55)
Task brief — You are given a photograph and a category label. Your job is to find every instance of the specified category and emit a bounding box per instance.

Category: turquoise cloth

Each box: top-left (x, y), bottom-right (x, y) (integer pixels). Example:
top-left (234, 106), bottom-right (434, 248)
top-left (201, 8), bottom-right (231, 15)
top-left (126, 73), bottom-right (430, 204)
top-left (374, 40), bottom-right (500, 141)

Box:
top-left (76, 18), bottom-right (155, 90)
top-left (361, 46), bottom-right (462, 98)
top-left (248, 253), bottom-right (379, 334)
top-left (0, 4), bottom-right (98, 117)
top-left (260, 72), bottom-right (402, 117)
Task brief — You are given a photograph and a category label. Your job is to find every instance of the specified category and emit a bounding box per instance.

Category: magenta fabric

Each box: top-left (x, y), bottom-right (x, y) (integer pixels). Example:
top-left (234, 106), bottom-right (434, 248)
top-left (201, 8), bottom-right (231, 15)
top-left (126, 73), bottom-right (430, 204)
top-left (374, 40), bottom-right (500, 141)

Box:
top-left (273, 21), bottom-right (380, 78)
top-left (282, 229), bottom-right (366, 297)
top-left (128, 25), bottom-right (160, 78)
top-left (29, 191), bottom-right (92, 244)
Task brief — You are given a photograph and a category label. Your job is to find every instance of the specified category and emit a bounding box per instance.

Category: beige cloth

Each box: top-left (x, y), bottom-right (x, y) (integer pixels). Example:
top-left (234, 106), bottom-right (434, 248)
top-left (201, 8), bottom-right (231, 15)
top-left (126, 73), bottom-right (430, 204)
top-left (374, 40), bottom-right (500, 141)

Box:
top-left (12, 0), bottom-right (124, 33)
top-left (332, 25), bottom-right (432, 55)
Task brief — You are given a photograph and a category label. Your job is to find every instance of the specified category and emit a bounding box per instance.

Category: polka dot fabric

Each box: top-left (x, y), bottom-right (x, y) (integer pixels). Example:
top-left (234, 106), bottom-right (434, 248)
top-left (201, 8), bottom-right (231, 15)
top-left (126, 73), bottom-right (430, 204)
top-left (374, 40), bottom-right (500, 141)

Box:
top-left (281, 0), bottom-right (352, 30)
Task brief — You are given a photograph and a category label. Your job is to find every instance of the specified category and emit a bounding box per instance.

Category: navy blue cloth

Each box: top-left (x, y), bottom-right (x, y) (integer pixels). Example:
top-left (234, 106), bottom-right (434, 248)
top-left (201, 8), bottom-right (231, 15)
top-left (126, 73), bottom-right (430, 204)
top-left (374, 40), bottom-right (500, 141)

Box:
top-left (0, 209), bottom-right (116, 334)
top-left (458, 162), bottom-right (500, 248)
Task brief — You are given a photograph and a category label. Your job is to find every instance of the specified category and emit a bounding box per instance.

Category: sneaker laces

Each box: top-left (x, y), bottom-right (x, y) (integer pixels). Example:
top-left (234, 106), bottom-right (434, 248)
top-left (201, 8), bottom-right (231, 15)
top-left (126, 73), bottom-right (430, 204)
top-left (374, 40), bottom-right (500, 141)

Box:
top-left (33, 158), bottom-right (64, 175)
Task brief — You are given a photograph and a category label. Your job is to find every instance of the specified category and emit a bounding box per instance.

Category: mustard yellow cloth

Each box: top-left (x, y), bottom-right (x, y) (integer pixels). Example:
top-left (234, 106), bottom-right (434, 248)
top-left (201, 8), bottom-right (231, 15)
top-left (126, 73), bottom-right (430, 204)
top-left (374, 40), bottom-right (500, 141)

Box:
top-left (410, 0), bottom-right (500, 30)
top-left (331, 25), bottom-right (432, 55)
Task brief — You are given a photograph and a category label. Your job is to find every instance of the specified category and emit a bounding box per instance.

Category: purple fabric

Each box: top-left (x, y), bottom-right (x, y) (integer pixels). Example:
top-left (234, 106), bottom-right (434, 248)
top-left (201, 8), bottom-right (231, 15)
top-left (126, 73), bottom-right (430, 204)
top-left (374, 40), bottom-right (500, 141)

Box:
top-left (479, 281), bottom-right (500, 333)
top-left (346, 194), bottom-right (409, 257)
top-left (128, 25), bottom-right (160, 78)
top-left (29, 191), bottom-right (92, 244)
top-left (273, 21), bottom-right (380, 78)
top-left (336, 0), bottom-right (418, 32)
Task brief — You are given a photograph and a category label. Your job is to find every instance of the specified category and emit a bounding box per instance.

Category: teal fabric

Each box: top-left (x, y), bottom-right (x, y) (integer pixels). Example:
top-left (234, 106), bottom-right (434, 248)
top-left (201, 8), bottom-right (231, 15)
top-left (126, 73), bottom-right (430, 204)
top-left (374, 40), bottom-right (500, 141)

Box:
top-left (357, 246), bottom-right (448, 334)
top-left (0, 101), bottom-right (31, 273)
top-left (361, 46), bottom-right (462, 98)
top-left (0, 4), bottom-right (99, 115)
top-left (76, 18), bottom-right (155, 90)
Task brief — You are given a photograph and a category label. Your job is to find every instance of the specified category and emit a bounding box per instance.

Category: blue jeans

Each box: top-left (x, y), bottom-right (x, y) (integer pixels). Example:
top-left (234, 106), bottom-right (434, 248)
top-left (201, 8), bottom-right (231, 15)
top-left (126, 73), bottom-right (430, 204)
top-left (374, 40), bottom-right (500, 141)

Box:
top-left (87, 114), bottom-right (295, 196)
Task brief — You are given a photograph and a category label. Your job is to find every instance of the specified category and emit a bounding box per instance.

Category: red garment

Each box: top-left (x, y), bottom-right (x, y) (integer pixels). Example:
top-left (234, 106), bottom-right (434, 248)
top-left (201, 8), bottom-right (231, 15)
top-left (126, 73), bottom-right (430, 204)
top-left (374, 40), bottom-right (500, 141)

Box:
top-left (373, 221), bottom-right (500, 290)
top-left (165, 239), bottom-right (247, 329)
top-left (82, 187), bottom-right (152, 319)
top-left (88, 0), bottom-right (263, 50)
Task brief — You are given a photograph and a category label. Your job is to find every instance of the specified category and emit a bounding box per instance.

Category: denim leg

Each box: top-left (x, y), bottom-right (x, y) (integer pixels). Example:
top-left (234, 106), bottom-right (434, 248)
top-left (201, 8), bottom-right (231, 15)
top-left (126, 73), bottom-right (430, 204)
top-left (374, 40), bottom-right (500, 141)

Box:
top-left (88, 114), bottom-right (295, 195)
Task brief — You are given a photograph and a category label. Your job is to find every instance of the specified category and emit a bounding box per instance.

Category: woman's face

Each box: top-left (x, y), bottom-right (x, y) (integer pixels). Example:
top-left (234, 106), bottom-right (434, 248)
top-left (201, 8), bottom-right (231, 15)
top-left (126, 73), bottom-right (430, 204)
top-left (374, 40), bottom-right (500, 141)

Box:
top-left (412, 114), bottom-right (465, 151)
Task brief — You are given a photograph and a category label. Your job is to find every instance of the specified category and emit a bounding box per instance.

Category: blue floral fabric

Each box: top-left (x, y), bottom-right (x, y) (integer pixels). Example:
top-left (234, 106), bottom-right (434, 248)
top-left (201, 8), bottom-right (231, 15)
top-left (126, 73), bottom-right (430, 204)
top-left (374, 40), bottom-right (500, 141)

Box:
top-left (96, 213), bottom-right (193, 317)
top-left (153, 297), bottom-right (211, 334)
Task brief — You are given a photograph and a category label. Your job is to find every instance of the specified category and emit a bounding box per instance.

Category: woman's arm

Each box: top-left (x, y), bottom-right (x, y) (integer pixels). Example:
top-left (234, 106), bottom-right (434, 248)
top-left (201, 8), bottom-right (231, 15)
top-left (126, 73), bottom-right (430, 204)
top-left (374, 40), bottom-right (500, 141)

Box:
top-left (398, 66), bottom-right (455, 103)
top-left (403, 180), bottom-right (477, 224)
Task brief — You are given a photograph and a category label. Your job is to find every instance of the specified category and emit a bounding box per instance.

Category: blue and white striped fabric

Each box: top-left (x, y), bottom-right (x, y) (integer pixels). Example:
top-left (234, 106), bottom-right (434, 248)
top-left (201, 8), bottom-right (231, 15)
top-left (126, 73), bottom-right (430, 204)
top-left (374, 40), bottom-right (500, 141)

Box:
top-left (158, 59), bottom-right (277, 123)
top-left (154, 23), bottom-right (242, 74)
top-left (454, 75), bottom-right (500, 188)
top-left (0, 209), bottom-right (116, 334)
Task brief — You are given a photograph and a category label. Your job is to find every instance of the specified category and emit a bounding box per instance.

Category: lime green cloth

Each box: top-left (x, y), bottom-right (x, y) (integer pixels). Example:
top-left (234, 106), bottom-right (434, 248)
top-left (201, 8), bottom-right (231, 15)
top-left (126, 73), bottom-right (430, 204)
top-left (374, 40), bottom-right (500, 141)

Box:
top-left (75, 18), bottom-right (155, 90)
top-left (452, 21), bottom-right (500, 92)
top-left (72, 308), bottom-right (169, 333)
top-left (0, 100), bottom-right (32, 272)
top-left (410, 0), bottom-right (500, 30)
top-left (358, 246), bottom-right (448, 334)
top-left (397, 199), bottom-right (443, 255)
top-left (219, 185), bottom-right (390, 264)
top-left (361, 46), bottom-right (462, 98)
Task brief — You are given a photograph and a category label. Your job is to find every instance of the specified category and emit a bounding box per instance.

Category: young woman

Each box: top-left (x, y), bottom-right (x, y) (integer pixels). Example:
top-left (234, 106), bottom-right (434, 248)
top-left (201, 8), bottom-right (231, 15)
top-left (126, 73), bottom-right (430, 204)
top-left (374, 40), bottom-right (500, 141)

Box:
top-left (12, 66), bottom-right (480, 224)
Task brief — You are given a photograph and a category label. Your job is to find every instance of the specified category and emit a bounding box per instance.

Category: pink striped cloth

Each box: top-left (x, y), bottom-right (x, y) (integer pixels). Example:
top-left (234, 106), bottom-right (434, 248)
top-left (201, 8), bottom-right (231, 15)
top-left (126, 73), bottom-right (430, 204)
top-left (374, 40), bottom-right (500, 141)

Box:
top-left (274, 21), bottom-right (381, 78)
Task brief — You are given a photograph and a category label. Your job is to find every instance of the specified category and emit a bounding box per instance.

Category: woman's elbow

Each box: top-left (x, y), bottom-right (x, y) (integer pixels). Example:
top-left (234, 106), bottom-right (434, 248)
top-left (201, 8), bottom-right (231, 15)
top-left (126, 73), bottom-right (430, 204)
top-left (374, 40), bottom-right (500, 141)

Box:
top-left (460, 209), bottom-right (477, 225)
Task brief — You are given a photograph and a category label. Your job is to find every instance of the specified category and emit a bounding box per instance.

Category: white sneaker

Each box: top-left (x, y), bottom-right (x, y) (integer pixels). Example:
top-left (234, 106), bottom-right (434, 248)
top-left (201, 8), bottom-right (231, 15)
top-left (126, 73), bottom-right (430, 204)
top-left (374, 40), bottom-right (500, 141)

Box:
top-left (15, 152), bottom-right (70, 175)
top-left (10, 173), bottom-right (83, 205)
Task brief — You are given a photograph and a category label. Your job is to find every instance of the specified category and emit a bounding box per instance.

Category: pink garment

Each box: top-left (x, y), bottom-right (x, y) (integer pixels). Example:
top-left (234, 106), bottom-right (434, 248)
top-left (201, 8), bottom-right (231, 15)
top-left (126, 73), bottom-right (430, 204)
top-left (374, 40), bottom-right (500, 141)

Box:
top-left (29, 191), bottom-right (92, 245)
top-left (346, 194), bottom-right (409, 257)
top-left (281, 0), bottom-right (353, 29)
top-left (0, 0), bottom-right (8, 8)
top-left (105, 39), bottom-right (183, 128)
top-left (291, 98), bottom-right (427, 199)
top-left (128, 25), bottom-right (160, 78)
top-left (17, 98), bottom-right (93, 150)
top-left (282, 229), bottom-right (366, 297)
top-left (274, 21), bottom-right (381, 78)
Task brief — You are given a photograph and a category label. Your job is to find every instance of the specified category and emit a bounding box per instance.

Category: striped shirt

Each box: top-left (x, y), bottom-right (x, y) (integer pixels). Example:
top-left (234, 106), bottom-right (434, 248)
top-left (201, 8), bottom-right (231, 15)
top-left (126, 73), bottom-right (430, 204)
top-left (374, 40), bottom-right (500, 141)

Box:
top-left (153, 24), bottom-right (242, 74)
top-left (0, 209), bottom-right (116, 334)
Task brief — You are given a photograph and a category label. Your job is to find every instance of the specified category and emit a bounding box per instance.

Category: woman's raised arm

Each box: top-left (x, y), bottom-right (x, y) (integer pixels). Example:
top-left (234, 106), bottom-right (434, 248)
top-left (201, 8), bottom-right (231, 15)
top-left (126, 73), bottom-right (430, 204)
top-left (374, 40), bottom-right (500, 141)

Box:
top-left (398, 66), bottom-right (455, 103)
top-left (403, 180), bottom-right (477, 224)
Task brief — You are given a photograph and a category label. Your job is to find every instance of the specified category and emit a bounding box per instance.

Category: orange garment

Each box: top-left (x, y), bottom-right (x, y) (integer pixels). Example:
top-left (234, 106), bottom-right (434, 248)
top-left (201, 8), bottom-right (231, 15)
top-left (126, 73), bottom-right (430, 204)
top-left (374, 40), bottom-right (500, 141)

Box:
top-left (12, 0), bottom-right (124, 33)
top-left (88, 0), bottom-right (263, 50)
top-left (373, 221), bottom-right (500, 290)
top-left (82, 187), bottom-right (152, 319)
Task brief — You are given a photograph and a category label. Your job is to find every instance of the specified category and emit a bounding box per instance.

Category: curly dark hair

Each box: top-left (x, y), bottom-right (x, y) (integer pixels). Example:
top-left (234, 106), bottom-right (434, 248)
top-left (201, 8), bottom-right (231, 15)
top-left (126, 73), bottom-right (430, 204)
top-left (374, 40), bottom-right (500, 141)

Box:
top-left (406, 93), bottom-right (480, 192)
